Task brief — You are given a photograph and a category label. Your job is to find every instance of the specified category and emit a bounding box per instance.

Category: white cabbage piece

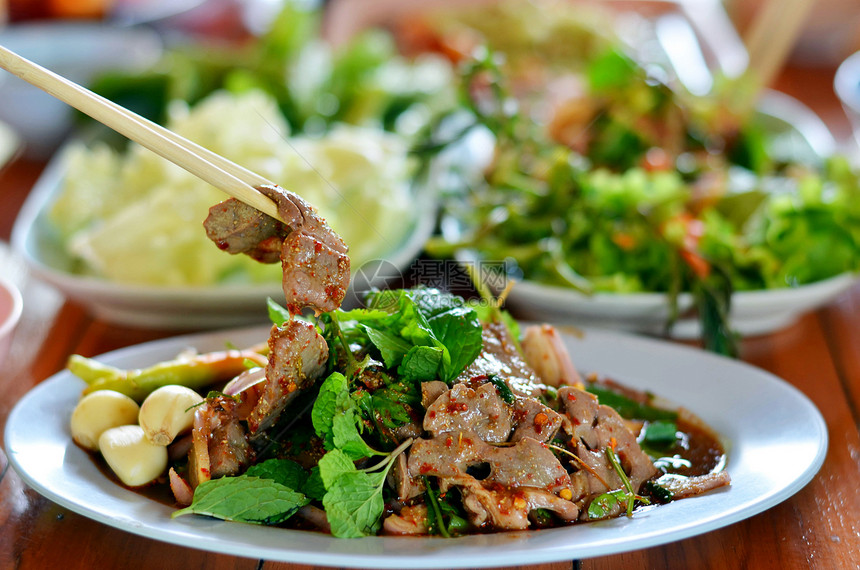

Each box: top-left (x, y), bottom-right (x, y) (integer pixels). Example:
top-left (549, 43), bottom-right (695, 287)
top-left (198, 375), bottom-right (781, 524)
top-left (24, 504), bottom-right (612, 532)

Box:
top-left (48, 89), bottom-right (416, 286)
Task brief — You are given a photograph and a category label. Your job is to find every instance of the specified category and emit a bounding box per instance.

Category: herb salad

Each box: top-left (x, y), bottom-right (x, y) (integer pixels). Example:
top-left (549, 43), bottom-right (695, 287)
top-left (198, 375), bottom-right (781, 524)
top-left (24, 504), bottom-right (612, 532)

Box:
top-left (69, 288), bottom-right (729, 538)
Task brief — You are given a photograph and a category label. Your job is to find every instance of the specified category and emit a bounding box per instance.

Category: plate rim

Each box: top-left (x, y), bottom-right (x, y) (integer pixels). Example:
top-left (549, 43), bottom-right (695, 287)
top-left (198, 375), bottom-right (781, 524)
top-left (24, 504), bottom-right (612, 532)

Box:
top-left (4, 324), bottom-right (828, 567)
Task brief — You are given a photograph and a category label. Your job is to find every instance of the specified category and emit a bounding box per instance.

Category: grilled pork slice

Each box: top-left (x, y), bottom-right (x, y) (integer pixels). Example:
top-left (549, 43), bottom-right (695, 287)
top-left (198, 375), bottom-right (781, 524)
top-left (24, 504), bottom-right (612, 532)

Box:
top-left (247, 320), bottom-right (329, 433)
top-left (408, 430), bottom-right (574, 495)
top-left (456, 321), bottom-right (546, 397)
top-left (203, 184), bottom-right (350, 314)
top-left (187, 395), bottom-right (254, 488)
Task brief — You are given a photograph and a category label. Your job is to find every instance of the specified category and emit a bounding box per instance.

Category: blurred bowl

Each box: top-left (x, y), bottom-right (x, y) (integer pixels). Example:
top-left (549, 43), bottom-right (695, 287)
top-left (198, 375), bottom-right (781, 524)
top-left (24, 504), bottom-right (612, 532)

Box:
top-left (0, 22), bottom-right (162, 158)
top-left (10, 144), bottom-right (438, 330)
top-left (0, 276), bottom-right (23, 368)
top-left (835, 50), bottom-right (860, 150)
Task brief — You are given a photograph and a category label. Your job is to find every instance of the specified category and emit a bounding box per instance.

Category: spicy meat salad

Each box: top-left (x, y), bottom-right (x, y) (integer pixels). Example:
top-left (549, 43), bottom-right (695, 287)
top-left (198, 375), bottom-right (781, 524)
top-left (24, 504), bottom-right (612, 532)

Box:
top-left (67, 287), bottom-right (730, 537)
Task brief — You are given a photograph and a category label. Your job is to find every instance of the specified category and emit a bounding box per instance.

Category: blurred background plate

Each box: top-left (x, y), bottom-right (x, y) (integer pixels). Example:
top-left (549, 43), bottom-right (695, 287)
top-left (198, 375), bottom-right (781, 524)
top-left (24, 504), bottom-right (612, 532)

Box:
top-left (11, 146), bottom-right (437, 329)
top-left (0, 119), bottom-right (21, 169)
top-left (0, 22), bottom-right (163, 158)
top-left (834, 49), bottom-right (860, 152)
top-left (502, 272), bottom-right (857, 338)
top-left (456, 90), bottom-right (854, 338)
top-left (109, 0), bottom-right (207, 25)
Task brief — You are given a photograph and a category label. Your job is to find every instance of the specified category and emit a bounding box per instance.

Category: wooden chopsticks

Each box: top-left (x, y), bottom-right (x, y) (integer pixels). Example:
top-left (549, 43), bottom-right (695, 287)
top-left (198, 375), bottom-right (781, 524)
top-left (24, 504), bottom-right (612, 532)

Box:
top-left (0, 45), bottom-right (284, 222)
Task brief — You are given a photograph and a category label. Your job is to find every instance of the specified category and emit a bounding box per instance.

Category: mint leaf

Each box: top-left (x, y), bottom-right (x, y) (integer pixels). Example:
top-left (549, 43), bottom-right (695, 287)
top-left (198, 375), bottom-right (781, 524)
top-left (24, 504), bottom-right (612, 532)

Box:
top-left (332, 409), bottom-right (378, 459)
top-left (318, 449), bottom-right (358, 489)
top-left (322, 470), bottom-right (387, 538)
top-left (428, 307), bottom-right (483, 381)
top-left (245, 458), bottom-right (306, 489)
top-left (409, 288), bottom-right (465, 318)
top-left (335, 308), bottom-right (391, 321)
top-left (172, 476), bottom-right (309, 525)
top-left (398, 345), bottom-right (443, 382)
top-left (363, 326), bottom-right (411, 368)
top-left (369, 381), bottom-right (420, 428)
top-left (587, 489), bottom-right (625, 519)
top-left (302, 466), bottom-right (326, 501)
top-left (312, 372), bottom-right (351, 448)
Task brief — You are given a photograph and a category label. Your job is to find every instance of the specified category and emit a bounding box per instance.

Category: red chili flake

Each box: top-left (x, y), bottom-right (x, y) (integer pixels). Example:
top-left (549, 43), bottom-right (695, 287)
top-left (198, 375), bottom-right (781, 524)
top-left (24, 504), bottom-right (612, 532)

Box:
top-left (567, 393), bottom-right (577, 401)
top-left (445, 436), bottom-right (454, 448)
top-left (419, 464), bottom-right (433, 474)
top-left (428, 411), bottom-right (437, 419)
top-left (325, 285), bottom-right (340, 299)
top-left (214, 240), bottom-right (230, 251)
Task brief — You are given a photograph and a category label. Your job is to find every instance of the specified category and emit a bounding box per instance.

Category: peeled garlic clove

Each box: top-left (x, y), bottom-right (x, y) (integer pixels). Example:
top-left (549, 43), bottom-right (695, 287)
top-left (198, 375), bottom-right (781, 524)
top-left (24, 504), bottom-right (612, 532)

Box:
top-left (70, 390), bottom-right (141, 451)
top-left (98, 425), bottom-right (168, 487)
top-left (138, 385), bottom-right (203, 446)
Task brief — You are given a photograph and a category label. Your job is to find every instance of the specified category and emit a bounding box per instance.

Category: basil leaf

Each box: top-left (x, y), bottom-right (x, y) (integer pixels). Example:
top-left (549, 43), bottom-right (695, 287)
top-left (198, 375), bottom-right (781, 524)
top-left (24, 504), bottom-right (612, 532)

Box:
top-left (172, 476), bottom-right (308, 525)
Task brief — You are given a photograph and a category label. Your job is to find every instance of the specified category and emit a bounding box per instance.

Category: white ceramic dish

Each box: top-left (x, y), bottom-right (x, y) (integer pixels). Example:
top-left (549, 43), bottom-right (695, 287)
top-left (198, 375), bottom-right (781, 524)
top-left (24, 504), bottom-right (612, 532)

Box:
top-left (503, 272), bottom-right (858, 338)
top-left (449, 90), bottom-right (853, 338)
top-left (5, 325), bottom-right (827, 567)
top-left (834, 50), bottom-right (860, 151)
top-left (11, 152), bottom-right (436, 329)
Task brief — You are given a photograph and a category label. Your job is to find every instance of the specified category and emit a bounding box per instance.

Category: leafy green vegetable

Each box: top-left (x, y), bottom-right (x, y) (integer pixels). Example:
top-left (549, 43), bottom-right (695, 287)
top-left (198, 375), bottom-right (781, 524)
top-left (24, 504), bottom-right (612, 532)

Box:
top-left (423, 476), bottom-right (469, 537)
top-left (587, 446), bottom-right (650, 519)
top-left (267, 297), bottom-right (292, 326)
top-left (640, 420), bottom-right (678, 445)
top-left (642, 480), bottom-right (674, 504)
top-left (312, 372), bottom-right (380, 460)
top-left (245, 458), bottom-right (307, 490)
top-left (586, 489), bottom-right (627, 519)
top-left (172, 476), bottom-right (309, 525)
top-left (398, 345), bottom-right (444, 382)
top-left (488, 374), bottom-right (516, 404)
top-left (323, 469), bottom-right (388, 538)
top-left (318, 444), bottom-right (409, 538)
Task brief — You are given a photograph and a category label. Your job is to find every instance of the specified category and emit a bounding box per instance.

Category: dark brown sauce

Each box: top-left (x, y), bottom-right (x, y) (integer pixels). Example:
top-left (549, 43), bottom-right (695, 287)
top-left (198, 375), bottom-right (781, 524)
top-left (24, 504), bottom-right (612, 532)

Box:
top-left (82, 442), bottom-right (180, 507)
top-left (671, 417), bottom-right (726, 477)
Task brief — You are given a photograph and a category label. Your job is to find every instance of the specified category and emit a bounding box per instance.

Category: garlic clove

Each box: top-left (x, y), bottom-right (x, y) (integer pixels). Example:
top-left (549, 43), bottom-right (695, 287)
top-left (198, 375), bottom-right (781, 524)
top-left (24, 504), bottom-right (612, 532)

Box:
top-left (138, 385), bottom-right (204, 446)
top-left (70, 390), bottom-right (141, 451)
top-left (98, 425), bottom-right (168, 487)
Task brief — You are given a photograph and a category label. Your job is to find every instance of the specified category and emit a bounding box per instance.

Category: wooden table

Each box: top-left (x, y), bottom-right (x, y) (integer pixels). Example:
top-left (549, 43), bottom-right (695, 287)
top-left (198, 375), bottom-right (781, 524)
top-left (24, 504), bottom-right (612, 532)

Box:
top-left (2, 63), bottom-right (860, 570)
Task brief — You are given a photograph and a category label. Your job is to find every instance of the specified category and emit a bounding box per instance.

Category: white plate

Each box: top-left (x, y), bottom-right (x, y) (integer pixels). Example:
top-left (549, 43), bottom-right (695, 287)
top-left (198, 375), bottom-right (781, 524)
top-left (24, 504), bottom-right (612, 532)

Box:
top-left (5, 325), bottom-right (827, 567)
top-left (504, 272), bottom-right (858, 338)
top-left (10, 150), bottom-right (436, 330)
